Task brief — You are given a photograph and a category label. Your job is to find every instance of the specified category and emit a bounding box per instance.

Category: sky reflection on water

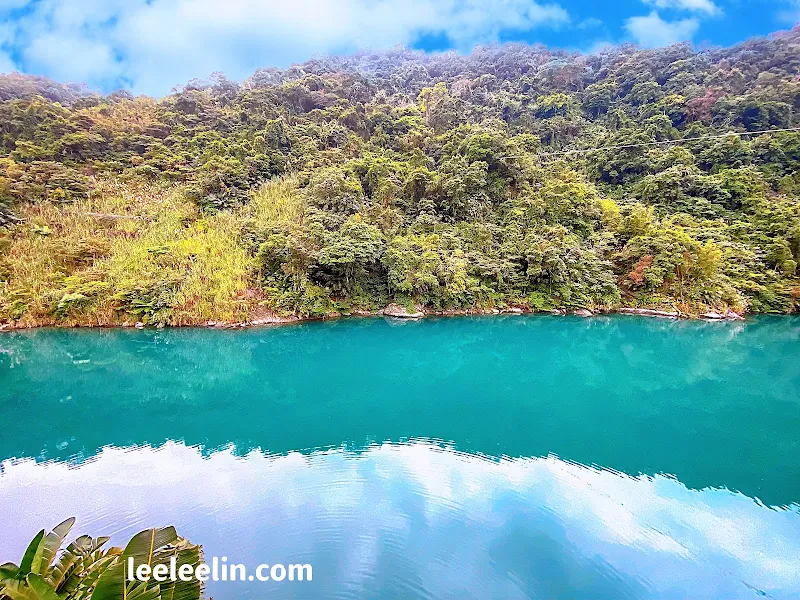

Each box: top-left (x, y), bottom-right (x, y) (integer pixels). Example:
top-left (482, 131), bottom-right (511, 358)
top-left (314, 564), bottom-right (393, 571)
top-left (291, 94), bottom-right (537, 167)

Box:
top-left (2, 316), bottom-right (799, 598)
top-left (2, 316), bottom-right (799, 506)
top-left (2, 441), bottom-right (799, 600)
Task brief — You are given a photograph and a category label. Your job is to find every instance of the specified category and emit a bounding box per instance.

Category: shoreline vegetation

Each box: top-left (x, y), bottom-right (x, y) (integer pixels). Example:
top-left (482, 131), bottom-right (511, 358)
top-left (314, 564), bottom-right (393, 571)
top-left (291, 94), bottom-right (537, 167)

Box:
top-left (0, 306), bottom-right (746, 332)
top-left (0, 518), bottom-right (203, 600)
top-left (2, 33), bottom-right (800, 329)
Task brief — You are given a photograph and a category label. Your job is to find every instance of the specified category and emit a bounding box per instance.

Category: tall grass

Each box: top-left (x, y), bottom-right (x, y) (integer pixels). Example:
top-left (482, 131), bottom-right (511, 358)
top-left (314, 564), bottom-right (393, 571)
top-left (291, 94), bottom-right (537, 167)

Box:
top-left (243, 175), bottom-right (305, 228)
top-left (1, 179), bottom-right (259, 326)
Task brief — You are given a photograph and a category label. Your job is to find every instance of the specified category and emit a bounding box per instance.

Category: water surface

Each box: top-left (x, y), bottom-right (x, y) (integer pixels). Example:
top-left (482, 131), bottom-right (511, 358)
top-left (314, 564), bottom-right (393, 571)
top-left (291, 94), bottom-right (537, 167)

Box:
top-left (1, 315), bottom-right (799, 598)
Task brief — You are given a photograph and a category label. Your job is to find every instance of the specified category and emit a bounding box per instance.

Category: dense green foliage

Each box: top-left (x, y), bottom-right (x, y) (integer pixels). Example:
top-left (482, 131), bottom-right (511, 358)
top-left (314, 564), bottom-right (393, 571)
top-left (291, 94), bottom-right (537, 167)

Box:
top-left (1, 31), bottom-right (799, 325)
top-left (0, 518), bottom-right (202, 600)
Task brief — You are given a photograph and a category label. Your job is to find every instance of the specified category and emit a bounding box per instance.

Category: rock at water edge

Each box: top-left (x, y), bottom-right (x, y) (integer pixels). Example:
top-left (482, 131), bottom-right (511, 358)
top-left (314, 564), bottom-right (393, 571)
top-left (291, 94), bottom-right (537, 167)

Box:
top-left (383, 304), bottom-right (424, 318)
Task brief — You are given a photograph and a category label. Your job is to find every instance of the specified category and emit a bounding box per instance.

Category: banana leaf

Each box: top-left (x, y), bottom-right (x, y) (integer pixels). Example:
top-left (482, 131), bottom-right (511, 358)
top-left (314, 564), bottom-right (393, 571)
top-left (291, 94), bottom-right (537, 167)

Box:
top-left (1, 574), bottom-right (59, 600)
top-left (93, 527), bottom-right (202, 600)
top-left (17, 531), bottom-right (44, 578)
top-left (36, 518), bottom-right (75, 575)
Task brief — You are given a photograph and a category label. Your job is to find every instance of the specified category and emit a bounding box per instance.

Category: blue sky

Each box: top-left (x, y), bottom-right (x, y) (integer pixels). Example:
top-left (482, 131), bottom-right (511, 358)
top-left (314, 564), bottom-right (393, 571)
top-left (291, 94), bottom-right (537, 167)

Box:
top-left (0, 0), bottom-right (798, 96)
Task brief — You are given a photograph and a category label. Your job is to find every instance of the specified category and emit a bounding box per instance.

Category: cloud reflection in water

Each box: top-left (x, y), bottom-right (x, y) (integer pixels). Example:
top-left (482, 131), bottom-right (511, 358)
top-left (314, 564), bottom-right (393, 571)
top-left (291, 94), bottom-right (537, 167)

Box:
top-left (1, 441), bottom-right (798, 599)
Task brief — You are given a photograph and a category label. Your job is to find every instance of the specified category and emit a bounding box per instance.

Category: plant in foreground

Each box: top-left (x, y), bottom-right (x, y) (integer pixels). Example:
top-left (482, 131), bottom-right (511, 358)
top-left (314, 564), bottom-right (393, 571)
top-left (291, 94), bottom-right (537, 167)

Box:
top-left (0, 518), bottom-right (202, 600)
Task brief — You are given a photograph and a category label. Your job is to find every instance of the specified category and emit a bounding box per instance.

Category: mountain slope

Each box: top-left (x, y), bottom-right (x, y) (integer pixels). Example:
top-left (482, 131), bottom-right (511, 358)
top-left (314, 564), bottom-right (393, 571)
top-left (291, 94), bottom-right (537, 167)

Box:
top-left (1, 31), bottom-right (799, 326)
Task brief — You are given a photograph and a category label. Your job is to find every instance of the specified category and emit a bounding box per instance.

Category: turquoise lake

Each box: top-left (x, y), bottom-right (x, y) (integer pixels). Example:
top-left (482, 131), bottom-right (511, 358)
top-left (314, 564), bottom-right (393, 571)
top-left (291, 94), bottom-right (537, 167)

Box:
top-left (1, 315), bottom-right (799, 598)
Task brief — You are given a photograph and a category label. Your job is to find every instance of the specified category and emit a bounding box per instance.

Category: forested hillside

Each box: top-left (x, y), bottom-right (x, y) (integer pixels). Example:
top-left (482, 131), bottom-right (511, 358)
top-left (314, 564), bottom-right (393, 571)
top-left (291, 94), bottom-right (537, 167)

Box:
top-left (1, 30), bottom-right (800, 327)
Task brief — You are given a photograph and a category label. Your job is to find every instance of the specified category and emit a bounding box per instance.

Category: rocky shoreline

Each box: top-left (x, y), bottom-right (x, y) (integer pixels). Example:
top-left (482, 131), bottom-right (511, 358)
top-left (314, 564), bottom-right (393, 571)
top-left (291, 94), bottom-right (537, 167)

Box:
top-left (0, 304), bottom-right (751, 332)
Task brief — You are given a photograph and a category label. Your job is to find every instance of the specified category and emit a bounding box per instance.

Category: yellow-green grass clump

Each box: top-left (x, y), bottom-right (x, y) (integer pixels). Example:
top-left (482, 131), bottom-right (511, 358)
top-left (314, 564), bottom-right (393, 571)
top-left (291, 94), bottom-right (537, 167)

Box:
top-left (0, 179), bottom-right (262, 327)
top-left (243, 175), bottom-right (305, 228)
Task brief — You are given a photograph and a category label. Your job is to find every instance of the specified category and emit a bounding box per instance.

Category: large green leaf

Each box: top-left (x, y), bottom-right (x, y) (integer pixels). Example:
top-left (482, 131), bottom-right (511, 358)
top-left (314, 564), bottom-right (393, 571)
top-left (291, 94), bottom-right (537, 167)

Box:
top-left (121, 527), bottom-right (179, 564)
top-left (127, 581), bottom-right (162, 600)
top-left (0, 562), bottom-right (20, 580)
top-left (48, 534), bottom-right (112, 592)
top-left (24, 575), bottom-right (59, 600)
top-left (90, 562), bottom-right (123, 600)
top-left (64, 554), bottom-right (119, 600)
top-left (93, 527), bottom-right (177, 600)
top-left (151, 542), bottom-right (203, 600)
top-left (1, 574), bottom-right (59, 600)
top-left (47, 535), bottom-right (91, 590)
top-left (36, 517), bottom-right (75, 575)
top-left (93, 529), bottom-right (202, 600)
top-left (18, 531), bottom-right (45, 577)
top-left (52, 543), bottom-right (119, 597)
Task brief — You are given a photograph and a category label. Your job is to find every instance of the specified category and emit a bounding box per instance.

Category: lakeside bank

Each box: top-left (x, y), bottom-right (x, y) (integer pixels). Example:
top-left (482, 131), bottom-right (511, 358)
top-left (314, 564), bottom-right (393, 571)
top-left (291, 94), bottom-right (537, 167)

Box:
top-left (0, 303), bottom-right (753, 331)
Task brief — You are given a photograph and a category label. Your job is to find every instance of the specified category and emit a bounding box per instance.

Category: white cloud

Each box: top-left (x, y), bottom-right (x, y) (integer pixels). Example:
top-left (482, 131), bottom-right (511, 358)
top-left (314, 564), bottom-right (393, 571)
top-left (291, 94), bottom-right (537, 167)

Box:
top-left (0, 0), bottom-right (570, 95)
top-left (23, 34), bottom-right (121, 82)
top-left (625, 11), bottom-right (699, 48)
top-left (644, 0), bottom-right (720, 15)
top-left (1, 441), bottom-right (799, 596)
